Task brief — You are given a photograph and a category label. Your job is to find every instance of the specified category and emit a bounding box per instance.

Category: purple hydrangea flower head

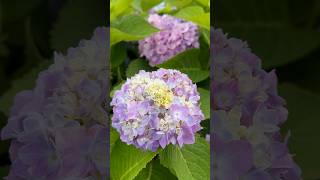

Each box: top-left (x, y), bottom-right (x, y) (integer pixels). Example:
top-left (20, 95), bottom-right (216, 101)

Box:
top-left (211, 28), bottom-right (302, 179)
top-left (139, 14), bottom-right (199, 66)
top-left (111, 68), bottom-right (204, 151)
top-left (1, 27), bottom-right (108, 179)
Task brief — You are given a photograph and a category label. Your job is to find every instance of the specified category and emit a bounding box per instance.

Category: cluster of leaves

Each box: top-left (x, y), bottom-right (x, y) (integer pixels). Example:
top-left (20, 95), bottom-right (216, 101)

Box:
top-left (215, 0), bottom-right (320, 179)
top-left (110, 0), bottom-right (210, 179)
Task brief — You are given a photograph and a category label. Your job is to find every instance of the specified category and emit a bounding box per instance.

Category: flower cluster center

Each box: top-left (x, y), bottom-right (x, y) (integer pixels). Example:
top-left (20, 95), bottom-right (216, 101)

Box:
top-left (145, 79), bottom-right (173, 108)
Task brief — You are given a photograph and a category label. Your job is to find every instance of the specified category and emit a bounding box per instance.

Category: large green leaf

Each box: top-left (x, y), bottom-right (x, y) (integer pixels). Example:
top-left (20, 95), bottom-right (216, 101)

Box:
top-left (50, 0), bottom-right (105, 51)
top-left (180, 69), bottom-right (209, 83)
top-left (141, 0), bottom-right (162, 11)
top-left (279, 83), bottom-right (320, 179)
top-left (159, 136), bottom-right (210, 180)
top-left (175, 6), bottom-right (210, 30)
top-left (199, 29), bottom-right (210, 67)
top-left (111, 15), bottom-right (159, 46)
top-left (126, 59), bottom-right (155, 78)
top-left (110, 127), bottom-right (120, 152)
top-left (157, 48), bottom-right (201, 69)
top-left (110, 0), bottom-right (134, 21)
top-left (111, 140), bottom-right (157, 180)
top-left (164, 0), bottom-right (192, 8)
top-left (198, 88), bottom-right (210, 119)
top-left (157, 49), bottom-right (209, 83)
top-left (134, 158), bottom-right (177, 180)
top-left (200, 28), bottom-right (210, 46)
top-left (111, 42), bottom-right (127, 68)
top-left (194, 0), bottom-right (210, 8)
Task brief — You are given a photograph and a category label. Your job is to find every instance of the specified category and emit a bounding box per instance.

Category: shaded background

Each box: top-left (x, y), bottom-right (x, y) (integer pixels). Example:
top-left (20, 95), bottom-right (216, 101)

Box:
top-left (0, 0), bottom-right (106, 178)
top-left (214, 0), bottom-right (320, 179)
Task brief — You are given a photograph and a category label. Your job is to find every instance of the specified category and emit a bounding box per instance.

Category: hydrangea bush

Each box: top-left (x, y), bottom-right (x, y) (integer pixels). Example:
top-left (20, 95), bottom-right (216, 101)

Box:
top-left (0, 0), bottom-right (210, 180)
top-left (110, 0), bottom-right (210, 179)
top-left (211, 28), bottom-right (302, 180)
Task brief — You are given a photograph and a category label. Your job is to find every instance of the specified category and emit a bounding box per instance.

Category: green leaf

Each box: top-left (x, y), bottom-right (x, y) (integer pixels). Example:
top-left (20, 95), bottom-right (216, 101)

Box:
top-left (194, 0), bottom-right (210, 8)
top-left (175, 6), bottom-right (210, 30)
top-left (110, 0), bottom-right (134, 21)
top-left (111, 42), bottom-right (127, 68)
top-left (50, 0), bottom-right (105, 51)
top-left (111, 140), bottom-right (157, 180)
top-left (110, 81), bottom-right (125, 97)
top-left (199, 29), bottom-right (210, 68)
top-left (175, 6), bottom-right (205, 17)
top-left (198, 88), bottom-right (210, 119)
top-left (111, 15), bottom-right (159, 46)
top-left (126, 59), bottom-right (155, 78)
top-left (156, 49), bottom-right (209, 82)
top-left (164, 0), bottom-right (192, 8)
top-left (200, 28), bottom-right (210, 46)
top-left (114, 15), bottom-right (158, 36)
top-left (0, 61), bottom-right (51, 115)
top-left (141, 0), bottom-right (162, 11)
top-left (159, 136), bottom-right (210, 180)
top-left (157, 48), bottom-right (201, 69)
top-left (110, 27), bottom-right (137, 46)
top-left (110, 127), bottom-right (120, 152)
top-left (279, 83), bottom-right (320, 179)
top-left (134, 158), bottom-right (177, 180)
top-left (180, 69), bottom-right (209, 83)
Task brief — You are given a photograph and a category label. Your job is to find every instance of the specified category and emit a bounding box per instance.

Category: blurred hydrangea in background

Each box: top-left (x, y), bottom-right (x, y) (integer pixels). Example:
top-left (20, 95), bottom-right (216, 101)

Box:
top-left (139, 14), bottom-right (199, 67)
top-left (1, 27), bottom-right (108, 179)
top-left (211, 28), bottom-right (302, 180)
top-left (111, 68), bottom-right (204, 151)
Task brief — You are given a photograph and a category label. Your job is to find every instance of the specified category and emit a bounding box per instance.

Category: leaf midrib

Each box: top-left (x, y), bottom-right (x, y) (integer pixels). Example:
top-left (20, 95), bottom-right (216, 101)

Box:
top-left (119, 153), bottom-right (156, 180)
top-left (177, 147), bottom-right (196, 180)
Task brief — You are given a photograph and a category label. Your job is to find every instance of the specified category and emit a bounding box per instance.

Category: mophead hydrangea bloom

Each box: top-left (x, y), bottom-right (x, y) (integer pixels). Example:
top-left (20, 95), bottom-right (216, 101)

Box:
top-left (211, 28), bottom-right (302, 180)
top-left (111, 69), bottom-right (204, 151)
top-left (1, 27), bottom-right (108, 179)
top-left (139, 14), bottom-right (199, 67)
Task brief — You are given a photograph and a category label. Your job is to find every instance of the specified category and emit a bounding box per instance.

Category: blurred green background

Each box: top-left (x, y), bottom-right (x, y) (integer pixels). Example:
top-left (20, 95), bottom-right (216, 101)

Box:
top-left (215, 0), bottom-right (320, 179)
top-left (0, 0), bottom-right (106, 178)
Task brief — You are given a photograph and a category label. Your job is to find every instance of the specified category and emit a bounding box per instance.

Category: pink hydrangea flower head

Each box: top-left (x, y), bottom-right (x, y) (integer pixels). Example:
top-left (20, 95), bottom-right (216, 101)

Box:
top-left (111, 68), bottom-right (204, 151)
top-left (139, 14), bottom-right (199, 66)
